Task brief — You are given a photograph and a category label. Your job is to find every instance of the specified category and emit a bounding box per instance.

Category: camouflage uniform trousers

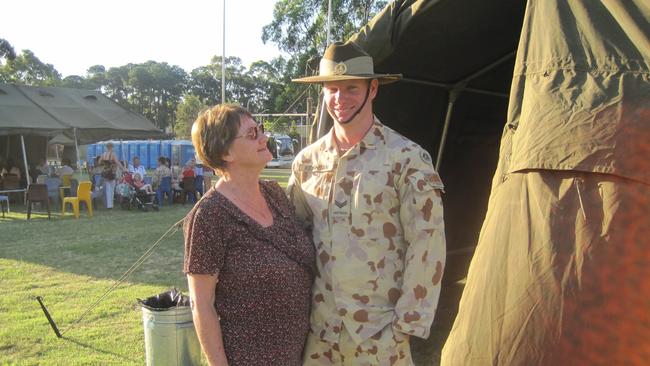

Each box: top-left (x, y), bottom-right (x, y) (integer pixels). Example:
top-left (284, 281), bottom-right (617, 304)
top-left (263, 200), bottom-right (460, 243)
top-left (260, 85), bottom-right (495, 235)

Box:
top-left (303, 323), bottom-right (413, 366)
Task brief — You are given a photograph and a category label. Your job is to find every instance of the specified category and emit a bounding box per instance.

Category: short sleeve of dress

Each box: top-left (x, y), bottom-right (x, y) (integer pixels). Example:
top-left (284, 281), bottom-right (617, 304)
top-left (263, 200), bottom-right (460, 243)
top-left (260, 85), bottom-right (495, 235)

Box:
top-left (183, 201), bottom-right (226, 274)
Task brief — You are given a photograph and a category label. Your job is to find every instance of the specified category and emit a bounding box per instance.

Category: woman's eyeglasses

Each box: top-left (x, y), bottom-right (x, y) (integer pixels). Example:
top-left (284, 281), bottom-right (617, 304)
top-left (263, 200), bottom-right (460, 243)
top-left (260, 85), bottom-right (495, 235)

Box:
top-left (234, 123), bottom-right (265, 141)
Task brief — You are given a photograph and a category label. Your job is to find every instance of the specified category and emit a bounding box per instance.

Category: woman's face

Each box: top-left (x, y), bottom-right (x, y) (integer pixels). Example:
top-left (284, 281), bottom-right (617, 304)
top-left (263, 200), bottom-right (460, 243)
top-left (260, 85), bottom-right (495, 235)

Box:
top-left (224, 115), bottom-right (272, 171)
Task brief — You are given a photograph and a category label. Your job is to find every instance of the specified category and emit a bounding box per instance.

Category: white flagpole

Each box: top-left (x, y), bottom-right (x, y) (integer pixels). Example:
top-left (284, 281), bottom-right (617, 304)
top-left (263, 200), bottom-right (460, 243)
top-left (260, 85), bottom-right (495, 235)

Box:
top-left (221, 0), bottom-right (226, 104)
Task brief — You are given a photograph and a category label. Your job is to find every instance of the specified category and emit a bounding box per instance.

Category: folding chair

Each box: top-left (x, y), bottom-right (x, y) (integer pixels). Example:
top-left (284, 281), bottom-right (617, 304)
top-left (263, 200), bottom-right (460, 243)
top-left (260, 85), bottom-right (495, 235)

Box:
top-left (0, 195), bottom-right (8, 217)
top-left (27, 184), bottom-right (51, 220)
top-left (181, 177), bottom-right (197, 204)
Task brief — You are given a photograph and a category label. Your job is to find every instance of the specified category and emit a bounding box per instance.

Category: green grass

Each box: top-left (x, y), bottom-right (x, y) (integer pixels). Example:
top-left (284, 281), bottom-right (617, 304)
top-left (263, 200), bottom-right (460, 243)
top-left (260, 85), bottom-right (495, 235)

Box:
top-left (1, 168), bottom-right (451, 365)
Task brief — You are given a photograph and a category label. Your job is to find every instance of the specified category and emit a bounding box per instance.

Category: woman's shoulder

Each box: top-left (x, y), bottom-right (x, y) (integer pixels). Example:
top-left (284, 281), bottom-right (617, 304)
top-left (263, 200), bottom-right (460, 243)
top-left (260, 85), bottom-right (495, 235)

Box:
top-left (260, 179), bottom-right (294, 216)
top-left (184, 190), bottom-right (224, 225)
top-left (260, 179), bottom-right (285, 197)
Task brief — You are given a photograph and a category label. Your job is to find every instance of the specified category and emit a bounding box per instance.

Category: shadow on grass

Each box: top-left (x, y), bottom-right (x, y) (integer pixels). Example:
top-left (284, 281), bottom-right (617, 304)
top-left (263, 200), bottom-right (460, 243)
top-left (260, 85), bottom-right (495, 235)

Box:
top-left (63, 336), bottom-right (138, 362)
top-left (1, 202), bottom-right (191, 288)
top-left (1, 181), bottom-right (468, 366)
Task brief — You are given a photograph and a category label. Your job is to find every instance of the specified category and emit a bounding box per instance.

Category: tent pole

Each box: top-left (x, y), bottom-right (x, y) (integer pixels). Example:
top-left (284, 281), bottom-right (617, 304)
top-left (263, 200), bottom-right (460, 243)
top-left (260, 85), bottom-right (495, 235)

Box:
top-left (73, 128), bottom-right (83, 178)
top-left (20, 134), bottom-right (31, 186)
top-left (121, 139), bottom-right (126, 167)
top-left (315, 98), bottom-right (328, 140)
top-left (435, 89), bottom-right (460, 171)
top-left (326, 0), bottom-right (333, 44)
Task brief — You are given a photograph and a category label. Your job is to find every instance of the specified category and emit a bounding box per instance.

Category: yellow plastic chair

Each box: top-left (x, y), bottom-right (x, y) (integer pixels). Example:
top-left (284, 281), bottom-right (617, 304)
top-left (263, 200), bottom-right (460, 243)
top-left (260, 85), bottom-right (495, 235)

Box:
top-left (59, 174), bottom-right (73, 202)
top-left (62, 181), bottom-right (93, 219)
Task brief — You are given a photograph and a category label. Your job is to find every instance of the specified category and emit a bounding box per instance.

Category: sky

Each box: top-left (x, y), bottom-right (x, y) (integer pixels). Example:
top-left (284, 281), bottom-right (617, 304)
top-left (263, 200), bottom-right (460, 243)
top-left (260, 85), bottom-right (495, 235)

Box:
top-left (1, 0), bottom-right (284, 77)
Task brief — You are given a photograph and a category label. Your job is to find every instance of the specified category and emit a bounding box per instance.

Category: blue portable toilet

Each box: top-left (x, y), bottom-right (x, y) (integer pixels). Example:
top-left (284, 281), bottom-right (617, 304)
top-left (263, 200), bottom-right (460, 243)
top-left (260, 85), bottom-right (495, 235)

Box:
top-left (161, 140), bottom-right (173, 162)
top-left (182, 142), bottom-right (196, 166)
top-left (114, 141), bottom-right (127, 164)
top-left (124, 140), bottom-right (137, 165)
top-left (94, 142), bottom-right (104, 159)
top-left (148, 141), bottom-right (162, 168)
top-left (137, 141), bottom-right (149, 169)
top-left (86, 144), bottom-right (96, 165)
top-left (171, 140), bottom-right (196, 167)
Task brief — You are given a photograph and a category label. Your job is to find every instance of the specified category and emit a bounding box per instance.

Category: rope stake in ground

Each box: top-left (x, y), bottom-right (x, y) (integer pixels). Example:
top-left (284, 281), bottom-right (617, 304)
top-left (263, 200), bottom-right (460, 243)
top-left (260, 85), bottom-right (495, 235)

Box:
top-left (36, 217), bottom-right (186, 338)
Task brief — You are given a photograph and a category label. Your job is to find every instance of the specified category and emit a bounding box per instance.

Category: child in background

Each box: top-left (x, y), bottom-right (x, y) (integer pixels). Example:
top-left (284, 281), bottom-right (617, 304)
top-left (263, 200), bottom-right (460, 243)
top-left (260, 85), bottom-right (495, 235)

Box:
top-left (132, 173), bottom-right (154, 194)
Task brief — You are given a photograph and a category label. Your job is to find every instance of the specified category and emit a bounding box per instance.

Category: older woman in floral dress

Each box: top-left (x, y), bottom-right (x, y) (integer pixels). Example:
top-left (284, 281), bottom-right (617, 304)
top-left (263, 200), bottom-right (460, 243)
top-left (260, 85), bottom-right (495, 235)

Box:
top-left (183, 104), bottom-right (314, 365)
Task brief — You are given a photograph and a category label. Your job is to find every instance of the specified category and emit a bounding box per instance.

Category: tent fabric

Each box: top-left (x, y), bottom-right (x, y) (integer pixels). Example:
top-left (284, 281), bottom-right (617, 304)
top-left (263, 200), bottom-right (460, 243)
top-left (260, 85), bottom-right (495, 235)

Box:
top-left (341, 0), bottom-right (527, 281)
top-left (441, 170), bottom-right (650, 365)
top-left (503, 0), bottom-right (650, 185)
top-left (0, 84), bottom-right (68, 136)
top-left (0, 83), bottom-right (163, 143)
top-left (442, 0), bottom-right (650, 364)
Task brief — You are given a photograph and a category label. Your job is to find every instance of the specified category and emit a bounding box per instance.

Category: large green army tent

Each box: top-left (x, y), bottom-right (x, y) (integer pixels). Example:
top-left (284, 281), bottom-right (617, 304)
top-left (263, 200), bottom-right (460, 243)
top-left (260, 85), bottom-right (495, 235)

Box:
top-left (0, 84), bottom-right (163, 143)
top-left (0, 83), bottom-right (163, 183)
top-left (305, 0), bottom-right (649, 285)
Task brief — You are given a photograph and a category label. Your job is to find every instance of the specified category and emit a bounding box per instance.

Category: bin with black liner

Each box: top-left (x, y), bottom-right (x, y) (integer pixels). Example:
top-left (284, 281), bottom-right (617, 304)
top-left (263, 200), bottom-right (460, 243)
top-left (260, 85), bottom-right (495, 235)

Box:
top-left (138, 288), bottom-right (202, 366)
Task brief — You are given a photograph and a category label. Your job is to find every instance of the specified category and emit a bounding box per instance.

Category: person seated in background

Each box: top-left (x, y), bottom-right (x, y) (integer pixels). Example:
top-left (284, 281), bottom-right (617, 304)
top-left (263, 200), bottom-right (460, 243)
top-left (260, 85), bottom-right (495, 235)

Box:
top-left (129, 156), bottom-right (147, 178)
top-left (132, 173), bottom-right (154, 194)
top-left (182, 158), bottom-right (196, 179)
top-left (56, 158), bottom-right (74, 177)
top-left (37, 158), bottom-right (54, 177)
top-left (152, 156), bottom-right (172, 189)
top-left (2, 158), bottom-right (22, 179)
top-left (171, 164), bottom-right (182, 191)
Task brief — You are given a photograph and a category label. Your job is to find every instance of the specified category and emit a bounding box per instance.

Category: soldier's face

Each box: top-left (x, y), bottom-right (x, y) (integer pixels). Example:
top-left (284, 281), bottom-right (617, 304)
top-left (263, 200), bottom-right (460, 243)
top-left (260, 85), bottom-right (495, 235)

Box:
top-left (323, 79), bottom-right (377, 124)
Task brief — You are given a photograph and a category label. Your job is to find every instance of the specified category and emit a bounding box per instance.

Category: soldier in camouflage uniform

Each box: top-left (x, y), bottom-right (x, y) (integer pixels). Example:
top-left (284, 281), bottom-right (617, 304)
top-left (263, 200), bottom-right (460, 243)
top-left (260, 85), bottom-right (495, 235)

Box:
top-left (289, 41), bottom-right (446, 365)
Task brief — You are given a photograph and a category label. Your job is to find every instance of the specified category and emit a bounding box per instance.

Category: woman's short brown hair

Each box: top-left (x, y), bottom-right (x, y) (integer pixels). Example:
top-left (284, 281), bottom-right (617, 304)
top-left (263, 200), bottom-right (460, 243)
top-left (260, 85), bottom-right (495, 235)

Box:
top-left (191, 104), bottom-right (252, 173)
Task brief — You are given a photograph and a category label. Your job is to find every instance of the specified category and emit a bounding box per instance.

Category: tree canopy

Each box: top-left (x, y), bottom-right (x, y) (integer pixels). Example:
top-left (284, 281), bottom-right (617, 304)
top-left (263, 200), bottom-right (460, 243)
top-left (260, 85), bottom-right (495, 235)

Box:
top-left (0, 1), bottom-right (385, 136)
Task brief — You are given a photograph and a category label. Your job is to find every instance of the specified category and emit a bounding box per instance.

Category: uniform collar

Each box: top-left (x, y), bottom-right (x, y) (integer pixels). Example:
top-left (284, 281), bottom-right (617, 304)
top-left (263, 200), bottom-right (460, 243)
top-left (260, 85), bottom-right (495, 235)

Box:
top-left (323, 116), bottom-right (386, 155)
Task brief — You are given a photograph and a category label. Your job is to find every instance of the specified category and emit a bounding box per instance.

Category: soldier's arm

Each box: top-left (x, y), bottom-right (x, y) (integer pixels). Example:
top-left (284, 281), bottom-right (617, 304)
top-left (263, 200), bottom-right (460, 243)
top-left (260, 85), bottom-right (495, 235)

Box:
top-left (286, 159), bottom-right (313, 231)
top-left (392, 149), bottom-right (446, 339)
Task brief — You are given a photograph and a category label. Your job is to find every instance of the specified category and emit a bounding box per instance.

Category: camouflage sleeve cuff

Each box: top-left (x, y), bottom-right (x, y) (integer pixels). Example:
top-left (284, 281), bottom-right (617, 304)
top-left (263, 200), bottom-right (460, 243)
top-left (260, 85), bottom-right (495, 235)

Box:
top-left (392, 316), bottom-right (431, 339)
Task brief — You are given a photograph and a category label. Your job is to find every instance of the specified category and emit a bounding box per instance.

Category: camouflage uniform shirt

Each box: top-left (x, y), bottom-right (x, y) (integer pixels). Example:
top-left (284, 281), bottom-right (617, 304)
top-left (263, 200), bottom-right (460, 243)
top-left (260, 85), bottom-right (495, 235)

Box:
top-left (288, 118), bottom-right (446, 345)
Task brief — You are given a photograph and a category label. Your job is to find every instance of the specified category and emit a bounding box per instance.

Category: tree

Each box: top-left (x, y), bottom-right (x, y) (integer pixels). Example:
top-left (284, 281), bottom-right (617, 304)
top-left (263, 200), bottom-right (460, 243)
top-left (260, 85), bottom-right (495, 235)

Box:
top-left (174, 94), bottom-right (207, 139)
top-left (0, 38), bottom-right (16, 62)
top-left (60, 75), bottom-right (92, 89)
top-left (262, 0), bottom-right (387, 56)
top-left (85, 65), bottom-right (107, 91)
top-left (0, 49), bottom-right (61, 86)
top-left (260, 0), bottom-right (387, 116)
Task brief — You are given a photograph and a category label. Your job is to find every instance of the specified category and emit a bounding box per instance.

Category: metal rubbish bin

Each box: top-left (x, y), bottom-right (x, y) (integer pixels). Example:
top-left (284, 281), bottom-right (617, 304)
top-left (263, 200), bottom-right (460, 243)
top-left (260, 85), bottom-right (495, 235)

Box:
top-left (139, 289), bottom-right (202, 366)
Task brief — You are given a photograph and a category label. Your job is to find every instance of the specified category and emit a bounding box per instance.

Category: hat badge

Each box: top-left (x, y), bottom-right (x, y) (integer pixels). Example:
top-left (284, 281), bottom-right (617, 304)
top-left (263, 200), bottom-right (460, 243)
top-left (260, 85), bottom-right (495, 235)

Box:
top-left (333, 62), bottom-right (347, 75)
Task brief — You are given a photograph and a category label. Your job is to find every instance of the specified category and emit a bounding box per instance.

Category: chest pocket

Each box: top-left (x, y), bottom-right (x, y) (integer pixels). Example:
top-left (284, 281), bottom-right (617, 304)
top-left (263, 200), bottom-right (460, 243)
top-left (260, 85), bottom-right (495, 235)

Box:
top-left (351, 166), bottom-right (400, 237)
top-left (298, 163), bottom-right (335, 210)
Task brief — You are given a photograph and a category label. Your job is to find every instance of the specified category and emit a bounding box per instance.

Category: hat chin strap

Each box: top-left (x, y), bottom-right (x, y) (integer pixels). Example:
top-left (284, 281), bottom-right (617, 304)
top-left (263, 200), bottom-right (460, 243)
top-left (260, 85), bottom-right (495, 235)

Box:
top-left (335, 80), bottom-right (372, 125)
